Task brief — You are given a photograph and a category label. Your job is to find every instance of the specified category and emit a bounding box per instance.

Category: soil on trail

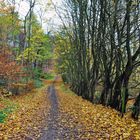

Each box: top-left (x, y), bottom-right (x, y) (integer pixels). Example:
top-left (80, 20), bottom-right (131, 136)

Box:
top-left (39, 83), bottom-right (82, 140)
top-left (39, 85), bottom-right (59, 140)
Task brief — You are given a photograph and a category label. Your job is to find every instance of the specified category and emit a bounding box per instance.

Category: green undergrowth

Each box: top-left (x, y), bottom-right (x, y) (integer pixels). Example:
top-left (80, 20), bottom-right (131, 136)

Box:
top-left (60, 83), bottom-right (74, 95)
top-left (43, 73), bottom-right (55, 80)
top-left (34, 73), bottom-right (55, 88)
top-left (0, 98), bottom-right (18, 123)
top-left (34, 79), bottom-right (44, 88)
top-left (32, 67), bottom-right (55, 88)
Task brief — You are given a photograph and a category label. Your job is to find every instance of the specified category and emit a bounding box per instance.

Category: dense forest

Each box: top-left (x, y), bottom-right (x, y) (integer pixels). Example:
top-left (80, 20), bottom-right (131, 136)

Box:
top-left (0, 0), bottom-right (140, 139)
top-left (0, 0), bottom-right (53, 95)
top-left (55, 0), bottom-right (140, 119)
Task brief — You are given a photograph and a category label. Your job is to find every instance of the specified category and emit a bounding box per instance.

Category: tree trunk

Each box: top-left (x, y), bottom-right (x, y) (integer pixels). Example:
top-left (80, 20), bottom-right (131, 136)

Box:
top-left (132, 93), bottom-right (140, 120)
top-left (111, 66), bottom-right (132, 114)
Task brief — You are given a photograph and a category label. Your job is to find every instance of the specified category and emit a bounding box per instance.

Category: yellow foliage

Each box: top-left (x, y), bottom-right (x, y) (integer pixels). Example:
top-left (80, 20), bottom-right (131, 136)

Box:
top-left (56, 84), bottom-right (140, 140)
top-left (0, 85), bottom-right (50, 139)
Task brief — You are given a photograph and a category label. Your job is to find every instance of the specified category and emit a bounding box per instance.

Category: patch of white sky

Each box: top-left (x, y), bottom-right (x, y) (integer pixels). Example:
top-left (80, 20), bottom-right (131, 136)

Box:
top-left (14, 0), bottom-right (63, 33)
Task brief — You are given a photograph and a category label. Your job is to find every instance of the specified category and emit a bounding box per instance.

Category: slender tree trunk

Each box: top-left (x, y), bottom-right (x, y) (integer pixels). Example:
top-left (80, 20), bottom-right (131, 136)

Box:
top-left (132, 93), bottom-right (140, 120)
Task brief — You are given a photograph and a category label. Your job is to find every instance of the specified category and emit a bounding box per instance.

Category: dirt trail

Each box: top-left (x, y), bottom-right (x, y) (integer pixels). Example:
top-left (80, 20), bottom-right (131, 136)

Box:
top-left (39, 80), bottom-right (81, 140)
top-left (37, 76), bottom-right (140, 140)
top-left (39, 85), bottom-right (59, 140)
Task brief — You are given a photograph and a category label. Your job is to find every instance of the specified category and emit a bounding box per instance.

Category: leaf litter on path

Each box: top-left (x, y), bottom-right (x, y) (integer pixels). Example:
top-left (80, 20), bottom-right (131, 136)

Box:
top-left (56, 84), bottom-right (140, 140)
top-left (0, 78), bottom-right (140, 140)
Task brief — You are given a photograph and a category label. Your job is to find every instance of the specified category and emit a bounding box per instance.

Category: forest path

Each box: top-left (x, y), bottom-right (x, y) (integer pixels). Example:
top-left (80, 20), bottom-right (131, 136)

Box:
top-left (39, 77), bottom-right (83, 140)
top-left (38, 77), bottom-right (140, 140)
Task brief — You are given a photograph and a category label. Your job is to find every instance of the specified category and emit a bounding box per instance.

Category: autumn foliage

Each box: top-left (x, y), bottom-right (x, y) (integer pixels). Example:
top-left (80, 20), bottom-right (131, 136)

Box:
top-left (0, 47), bottom-right (31, 95)
top-left (56, 83), bottom-right (140, 139)
top-left (0, 48), bottom-right (21, 81)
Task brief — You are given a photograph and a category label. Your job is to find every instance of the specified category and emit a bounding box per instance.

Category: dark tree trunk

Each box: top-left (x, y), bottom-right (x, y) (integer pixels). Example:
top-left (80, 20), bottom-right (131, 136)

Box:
top-left (111, 65), bottom-right (132, 114)
top-left (132, 93), bottom-right (140, 120)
